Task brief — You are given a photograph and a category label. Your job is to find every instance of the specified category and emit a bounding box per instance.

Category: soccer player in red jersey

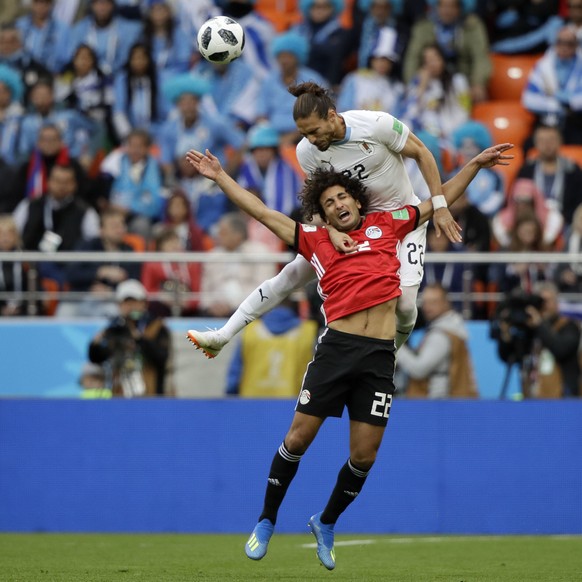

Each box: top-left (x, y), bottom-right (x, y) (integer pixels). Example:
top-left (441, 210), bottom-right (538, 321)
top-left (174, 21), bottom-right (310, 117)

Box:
top-left (185, 143), bottom-right (513, 570)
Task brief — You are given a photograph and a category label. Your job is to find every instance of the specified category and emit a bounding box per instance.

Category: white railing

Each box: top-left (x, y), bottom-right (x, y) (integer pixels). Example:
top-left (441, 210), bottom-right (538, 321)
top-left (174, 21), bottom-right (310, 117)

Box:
top-left (0, 251), bottom-right (580, 318)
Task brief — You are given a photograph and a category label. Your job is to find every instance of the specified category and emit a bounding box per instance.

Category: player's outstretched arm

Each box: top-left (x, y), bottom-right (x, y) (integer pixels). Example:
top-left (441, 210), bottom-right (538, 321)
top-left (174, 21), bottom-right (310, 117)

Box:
top-left (185, 149), bottom-right (296, 246)
top-left (418, 143), bottom-right (514, 226)
top-left (442, 143), bottom-right (514, 204)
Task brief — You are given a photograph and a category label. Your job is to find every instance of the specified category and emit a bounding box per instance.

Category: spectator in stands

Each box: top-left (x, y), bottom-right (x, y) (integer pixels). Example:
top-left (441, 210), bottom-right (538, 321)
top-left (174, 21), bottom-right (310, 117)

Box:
top-left (495, 281), bottom-right (580, 398)
top-left (174, 153), bottom-right (233, 234)
top-left (78, 362), bottom-right (112, 399)
top-left (54, 44), bottom-right (114, 152)
top-left (450, 121), bottom-right (504, 217)
top-left (565, 0), bottom-right (582, 43)
top-left (14, 162), bottom-right (99, 252)
top-left (199, 211), bottom-right (277, 317)
top-left (517, 124), bottom-right (582, 228)
top-left (11, 124), bottom-right (94, 213)
top-left (493, 213), bottom-right (554, 297)
top-left (522, 26), bottom-right (582, 145)
top-left (218, 0), bottom-right (276, 81)
top-left (238, 122), bottom-right (303, 218)
top-left (492, 178), bottom-right (564, 252)
top-left (19, 80), bottom-right (95, 167)
top-left (226, 299), bottom-right (318, 397)
top-left (68, 0), bottom-right (142, 75)
top-left (356, 0), bottom-right (405, 70)
top-left (141, 226), bottom-right (202, 317)
top-left (191, 55), bottom-right (261, 130)
top-left (0, 22), bottom-right (52, 105)
top-left (88, 278), bottom-right (173, 397)
top-left (397, 282), bottom-right (479, 398)
top-left (421, 222), bottom-right (467, 297)
top-left (489, 0), bottom-right (563, 55)
top-left (0, 63), bottom-right (24, 167)
top-left (237, 122), bottom-right (303, 249)
top-left (159, 73), bottom-right (245, 181)
top-left (403, 0), bottom-right (491, 103)
top-left (292, 0), bottom-right (352, 89)
top-left (555, 203), bottom-right (582, 293)
top-left (112, 42), bottom-right (168, 142)
top-left (160, 190), bottom-right (209, 252)
top-left (337, 26), bottom-right (405, 113)
top-left (255, 31), bottom-right (328, 145)
top-left (15, 0), bottom-right (69, 73)
top-left (0, 214), bottom-right (31, 316)
top-left (57, 207), bottom-right (141, 318)
top-left (13, 162), bottom-right (100, 284)
top-left (401, 43), bottom-right (471, 140)
top-left (142, 0), bottom-right (191, 83)
top-left (99, 128), bottom-right (165, 238)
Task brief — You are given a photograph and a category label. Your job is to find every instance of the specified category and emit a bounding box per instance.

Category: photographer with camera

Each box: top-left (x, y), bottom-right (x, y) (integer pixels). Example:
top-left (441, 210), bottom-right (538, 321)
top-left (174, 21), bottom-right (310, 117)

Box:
top-left (88, 279), bottom-right (173, 397)
top-left (492, 282), bottom-right (581, 399)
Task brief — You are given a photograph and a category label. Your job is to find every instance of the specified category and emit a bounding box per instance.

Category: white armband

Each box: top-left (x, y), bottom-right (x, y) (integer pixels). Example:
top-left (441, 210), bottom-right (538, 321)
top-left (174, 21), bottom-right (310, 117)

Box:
top-left (431, 195), bottom-right (448, 210)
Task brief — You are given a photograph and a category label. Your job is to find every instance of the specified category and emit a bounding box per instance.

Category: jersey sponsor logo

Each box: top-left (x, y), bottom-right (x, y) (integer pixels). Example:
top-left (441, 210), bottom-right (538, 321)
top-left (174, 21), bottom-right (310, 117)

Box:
top-left (299, 389), bottom-right (311, 405)
top-left (358, 141), bottom-right (374, 155)
top-left (392, 118), bottom-right (403, 135)
top-left (365, 226), bottom-right (382, 239)
top-left (301, 224), bottom-right (317, 232)
top-left (391, 209), bottom-right (410, 220)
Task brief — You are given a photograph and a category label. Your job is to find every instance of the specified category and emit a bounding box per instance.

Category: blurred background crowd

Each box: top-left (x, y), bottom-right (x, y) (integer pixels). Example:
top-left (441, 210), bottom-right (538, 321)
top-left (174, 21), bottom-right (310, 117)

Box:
top-left (0, 0), bottom-right (581, 399)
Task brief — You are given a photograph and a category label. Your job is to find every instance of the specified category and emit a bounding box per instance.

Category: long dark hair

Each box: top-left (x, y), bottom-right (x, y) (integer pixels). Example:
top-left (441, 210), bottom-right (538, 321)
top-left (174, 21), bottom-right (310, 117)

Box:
top-left (143, 2), bottom-right (175, 45)
top-left (289, 81), bottom-right (337, 121)
top-left (300, 167), bottom-right (370, 222)
top-left (124, 42), bottom-right (159, 122)
top-left (422, 43), bottom-right (453, 99)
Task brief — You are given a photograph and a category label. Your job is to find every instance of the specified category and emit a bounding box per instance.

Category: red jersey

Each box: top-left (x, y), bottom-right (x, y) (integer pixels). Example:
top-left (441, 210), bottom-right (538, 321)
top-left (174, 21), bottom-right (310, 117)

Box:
top-left (294, 206), bottom-right (420, 324)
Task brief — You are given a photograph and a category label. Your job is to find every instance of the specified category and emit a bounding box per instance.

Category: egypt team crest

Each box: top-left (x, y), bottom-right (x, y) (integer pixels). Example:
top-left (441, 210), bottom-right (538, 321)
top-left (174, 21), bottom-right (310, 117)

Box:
top-left (299, 389), bottom-right (311, 405)
top-left (365, 226), bottom-right (382, 239)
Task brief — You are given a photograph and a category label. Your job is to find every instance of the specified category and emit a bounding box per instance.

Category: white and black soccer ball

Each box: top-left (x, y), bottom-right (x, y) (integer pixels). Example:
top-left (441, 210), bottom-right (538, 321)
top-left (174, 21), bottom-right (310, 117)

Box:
top-left (197, 16), bottom-right (245, 64)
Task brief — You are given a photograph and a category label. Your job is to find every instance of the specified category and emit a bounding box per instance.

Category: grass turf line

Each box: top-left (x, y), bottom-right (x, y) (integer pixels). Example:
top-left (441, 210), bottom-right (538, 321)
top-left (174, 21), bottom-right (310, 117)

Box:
top-left (1, 534), bottom-right (581, 582)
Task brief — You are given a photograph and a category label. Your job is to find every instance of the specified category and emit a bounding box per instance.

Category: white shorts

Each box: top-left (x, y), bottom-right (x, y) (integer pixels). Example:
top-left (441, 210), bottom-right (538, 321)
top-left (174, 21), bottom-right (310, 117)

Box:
top-left (398, 221), bottom-right (427, 287)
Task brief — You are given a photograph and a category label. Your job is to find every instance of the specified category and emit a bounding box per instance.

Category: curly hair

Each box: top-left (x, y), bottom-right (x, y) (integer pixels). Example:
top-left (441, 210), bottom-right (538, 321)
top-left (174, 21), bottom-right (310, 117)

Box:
top-left (299, 167), bottom-right (370, 222)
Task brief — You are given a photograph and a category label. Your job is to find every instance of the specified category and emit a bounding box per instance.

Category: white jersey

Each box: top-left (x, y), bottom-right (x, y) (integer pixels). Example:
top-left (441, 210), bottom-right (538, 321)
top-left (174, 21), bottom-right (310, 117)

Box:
top-left (296, 110), bottom-right (420, 212)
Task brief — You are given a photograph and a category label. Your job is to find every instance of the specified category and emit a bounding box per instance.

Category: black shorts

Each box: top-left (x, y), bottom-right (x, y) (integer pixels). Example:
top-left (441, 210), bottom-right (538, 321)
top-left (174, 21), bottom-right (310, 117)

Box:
top-left (295, 327), bottom-right (395, 427)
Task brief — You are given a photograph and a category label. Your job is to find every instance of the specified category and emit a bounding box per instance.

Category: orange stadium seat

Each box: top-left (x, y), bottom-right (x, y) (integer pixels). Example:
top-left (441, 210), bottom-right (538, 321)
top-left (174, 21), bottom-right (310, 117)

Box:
top-left (255, 0), bottom-right (302, 31)
top-left (471, 101), bottom-right (535, 149)
top-left (488, 53), bottom-right (541, 101)
top-left (281, 143), bottom-right (306, 178)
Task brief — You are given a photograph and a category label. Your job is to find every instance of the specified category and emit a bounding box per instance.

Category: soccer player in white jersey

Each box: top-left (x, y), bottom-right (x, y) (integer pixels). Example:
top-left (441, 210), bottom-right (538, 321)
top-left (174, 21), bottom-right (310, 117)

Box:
top-left (188, 81), bottom-right (466, 357)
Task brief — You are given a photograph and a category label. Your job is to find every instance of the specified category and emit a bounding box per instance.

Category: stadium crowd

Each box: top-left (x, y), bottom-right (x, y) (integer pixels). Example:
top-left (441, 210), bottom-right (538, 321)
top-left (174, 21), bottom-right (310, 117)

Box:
top-left (0, 0), bottom-right (581, 398)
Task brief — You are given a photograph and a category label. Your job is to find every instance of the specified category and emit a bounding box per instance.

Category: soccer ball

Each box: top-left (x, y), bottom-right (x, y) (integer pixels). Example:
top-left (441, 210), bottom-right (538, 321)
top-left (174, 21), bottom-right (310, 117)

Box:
top-left (197, 16), bottom-right (245, 64)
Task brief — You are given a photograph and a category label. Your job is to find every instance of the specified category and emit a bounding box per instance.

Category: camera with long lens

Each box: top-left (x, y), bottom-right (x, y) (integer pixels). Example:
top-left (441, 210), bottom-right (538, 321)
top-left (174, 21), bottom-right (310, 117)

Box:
top-left (491, 291), bottom-right (544, 363)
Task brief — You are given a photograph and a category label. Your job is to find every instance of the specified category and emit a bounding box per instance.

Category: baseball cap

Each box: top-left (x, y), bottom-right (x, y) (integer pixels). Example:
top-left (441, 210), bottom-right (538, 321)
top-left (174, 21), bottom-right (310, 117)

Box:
top-left (116, 279), bottom-right (147, 302)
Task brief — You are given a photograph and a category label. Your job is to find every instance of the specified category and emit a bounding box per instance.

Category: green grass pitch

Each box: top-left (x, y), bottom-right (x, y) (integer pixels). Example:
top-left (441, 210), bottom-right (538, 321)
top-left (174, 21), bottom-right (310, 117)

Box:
top-left (1, 533), bottom-right (581, 581)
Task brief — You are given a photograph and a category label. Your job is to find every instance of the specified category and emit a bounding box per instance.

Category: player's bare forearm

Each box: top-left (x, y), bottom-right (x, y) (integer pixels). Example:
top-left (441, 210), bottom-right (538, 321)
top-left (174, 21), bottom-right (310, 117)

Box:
top-left (442, 143), bottom-right (514, 201)
top-left (401, 132), bottom-right (443, 196)
top-left (185, 149), bottom-right (296, 245)
top-left (418, 143), bottom-right (514, 226)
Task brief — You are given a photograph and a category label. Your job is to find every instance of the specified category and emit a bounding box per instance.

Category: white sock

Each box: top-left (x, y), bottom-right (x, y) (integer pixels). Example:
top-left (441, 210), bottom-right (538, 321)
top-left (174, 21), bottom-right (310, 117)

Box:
top-left (219, 255), bottom-right (315, 341)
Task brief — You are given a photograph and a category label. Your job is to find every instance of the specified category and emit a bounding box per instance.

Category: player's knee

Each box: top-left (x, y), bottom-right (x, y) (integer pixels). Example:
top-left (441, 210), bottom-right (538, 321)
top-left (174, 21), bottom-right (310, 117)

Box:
top-left (349, 451), bottom-right (376, 471)
top-left (349, 444), bottom-right (379, 470)
top-left (284, 428), bottom-right (314, 455)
